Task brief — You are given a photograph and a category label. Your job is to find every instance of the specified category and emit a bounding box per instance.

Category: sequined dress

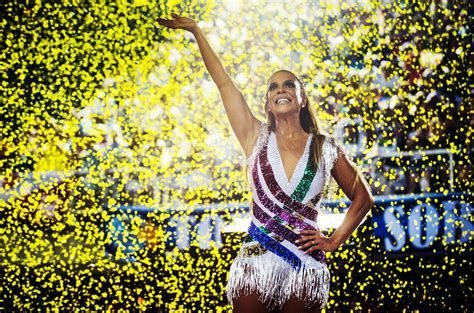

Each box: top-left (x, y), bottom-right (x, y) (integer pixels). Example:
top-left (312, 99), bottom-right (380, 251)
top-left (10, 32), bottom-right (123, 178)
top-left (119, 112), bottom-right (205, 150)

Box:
top-left (226, 122), bottom-right (343, 309)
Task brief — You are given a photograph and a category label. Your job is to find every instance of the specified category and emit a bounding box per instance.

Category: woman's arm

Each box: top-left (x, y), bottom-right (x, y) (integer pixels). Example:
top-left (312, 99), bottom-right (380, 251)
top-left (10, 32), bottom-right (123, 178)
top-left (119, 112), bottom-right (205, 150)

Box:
top-left (156, 13), bottom-right (261, 157)
top-left (326, 155), bottom-right (374, 248)
top-left (296, 154), bottom-right (374, 253)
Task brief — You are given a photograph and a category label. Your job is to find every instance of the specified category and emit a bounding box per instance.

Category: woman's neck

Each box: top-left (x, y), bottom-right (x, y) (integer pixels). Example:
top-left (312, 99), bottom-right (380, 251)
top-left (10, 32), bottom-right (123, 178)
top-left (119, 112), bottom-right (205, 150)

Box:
top-left (274, 118), bottom-right (307, 139)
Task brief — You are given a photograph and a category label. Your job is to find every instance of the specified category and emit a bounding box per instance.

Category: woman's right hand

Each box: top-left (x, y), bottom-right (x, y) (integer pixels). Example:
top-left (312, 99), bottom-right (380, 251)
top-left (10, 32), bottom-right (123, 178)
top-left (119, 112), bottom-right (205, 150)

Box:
top-left (156, 13), bottom-right (198, 33)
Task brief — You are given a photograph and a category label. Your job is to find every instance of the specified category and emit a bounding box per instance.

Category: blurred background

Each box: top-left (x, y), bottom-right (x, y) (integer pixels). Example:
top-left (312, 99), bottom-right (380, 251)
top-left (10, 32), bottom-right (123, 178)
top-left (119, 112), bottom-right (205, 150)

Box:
top-left (0, 0), bottom-right (472, 311)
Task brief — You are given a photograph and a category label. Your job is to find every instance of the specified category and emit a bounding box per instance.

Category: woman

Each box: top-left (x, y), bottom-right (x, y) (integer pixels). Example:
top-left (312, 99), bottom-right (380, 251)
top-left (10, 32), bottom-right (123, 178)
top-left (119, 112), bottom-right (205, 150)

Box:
top-left (157, 13), bottom-right (374, 313)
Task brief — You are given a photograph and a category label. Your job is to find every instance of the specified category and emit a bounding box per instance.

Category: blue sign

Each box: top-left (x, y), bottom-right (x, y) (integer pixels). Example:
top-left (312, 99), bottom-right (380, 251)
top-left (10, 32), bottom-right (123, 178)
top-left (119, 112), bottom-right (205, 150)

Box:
top-left (371, 192), bottom-right (473, 255)
top-left (104, 192), bottom-right (473, 261)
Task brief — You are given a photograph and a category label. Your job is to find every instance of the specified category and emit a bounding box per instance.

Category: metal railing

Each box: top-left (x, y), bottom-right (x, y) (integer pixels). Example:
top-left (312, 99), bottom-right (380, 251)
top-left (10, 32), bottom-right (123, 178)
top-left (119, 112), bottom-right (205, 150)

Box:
top-left (372, 148), bottom-right (455, 192)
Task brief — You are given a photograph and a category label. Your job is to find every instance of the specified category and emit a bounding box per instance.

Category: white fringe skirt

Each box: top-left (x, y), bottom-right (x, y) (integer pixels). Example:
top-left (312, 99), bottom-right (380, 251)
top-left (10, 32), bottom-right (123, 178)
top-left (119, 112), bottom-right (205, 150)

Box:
top-left (226, 244), bottom-right (331, 310)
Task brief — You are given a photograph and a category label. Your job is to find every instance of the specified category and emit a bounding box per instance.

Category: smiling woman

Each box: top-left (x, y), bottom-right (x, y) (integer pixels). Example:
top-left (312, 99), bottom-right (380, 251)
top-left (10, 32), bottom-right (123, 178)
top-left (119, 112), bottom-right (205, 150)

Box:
top-left (156, 13), bottom-right (374, 313)
top-left (225, 70), bottom-right (373, 312)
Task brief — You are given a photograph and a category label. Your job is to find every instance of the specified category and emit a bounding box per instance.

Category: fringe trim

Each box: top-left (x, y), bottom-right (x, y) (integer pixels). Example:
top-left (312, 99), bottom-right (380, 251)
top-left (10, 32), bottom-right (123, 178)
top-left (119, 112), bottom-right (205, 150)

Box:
top-left (322, 136), bottom-right (345, 200)
top-left (226, 252), bottom-right (330, 309)
top-left (322, 137), bottom-right (342, 183)
top-left (245, 122), bottom-right (270, 168)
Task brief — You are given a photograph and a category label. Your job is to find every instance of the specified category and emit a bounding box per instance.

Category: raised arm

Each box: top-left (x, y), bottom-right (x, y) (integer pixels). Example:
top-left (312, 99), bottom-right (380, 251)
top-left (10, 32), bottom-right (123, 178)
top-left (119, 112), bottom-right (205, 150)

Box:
top-left (156, 13), bottom-right (261, 157)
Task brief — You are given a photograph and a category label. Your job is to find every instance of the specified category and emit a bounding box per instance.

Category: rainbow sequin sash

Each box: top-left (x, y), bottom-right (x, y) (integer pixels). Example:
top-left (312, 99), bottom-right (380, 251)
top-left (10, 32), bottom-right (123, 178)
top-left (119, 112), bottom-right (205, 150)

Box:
top-left (247, 133), bottom-right (326, 271)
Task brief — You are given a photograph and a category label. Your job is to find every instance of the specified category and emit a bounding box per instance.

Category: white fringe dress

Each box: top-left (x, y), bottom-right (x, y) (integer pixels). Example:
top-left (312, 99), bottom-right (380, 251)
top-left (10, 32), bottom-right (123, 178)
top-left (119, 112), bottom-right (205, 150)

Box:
top-left (226, 123), bottom-right (343, 310)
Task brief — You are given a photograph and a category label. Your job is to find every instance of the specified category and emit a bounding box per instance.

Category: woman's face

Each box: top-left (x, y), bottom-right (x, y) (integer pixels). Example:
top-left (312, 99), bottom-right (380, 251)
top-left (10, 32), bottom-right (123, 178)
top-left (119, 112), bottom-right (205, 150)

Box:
top-left (266, 71), bottom-right (305, 117)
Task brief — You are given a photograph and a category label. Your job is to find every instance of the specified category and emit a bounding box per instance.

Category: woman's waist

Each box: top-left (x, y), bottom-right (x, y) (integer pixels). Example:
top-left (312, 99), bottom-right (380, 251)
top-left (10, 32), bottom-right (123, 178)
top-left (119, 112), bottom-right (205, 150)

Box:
top-left (237, 235), bottom-right (327, 268)
top-left (250, 201), bottom-right (320, 230)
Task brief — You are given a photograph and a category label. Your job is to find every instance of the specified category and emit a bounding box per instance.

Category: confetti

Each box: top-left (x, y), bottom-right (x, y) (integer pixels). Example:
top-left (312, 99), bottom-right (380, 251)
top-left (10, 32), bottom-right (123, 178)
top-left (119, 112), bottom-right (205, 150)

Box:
top-left (0, 0), bottom-right (471, 311)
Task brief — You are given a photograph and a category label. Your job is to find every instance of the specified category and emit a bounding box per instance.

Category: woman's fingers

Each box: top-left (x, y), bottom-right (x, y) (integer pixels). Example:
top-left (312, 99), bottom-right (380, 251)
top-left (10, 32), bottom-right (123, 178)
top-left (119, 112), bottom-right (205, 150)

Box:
top-left (156, 14), bottom-right (196, 32)
top-left (295, 235), bottom-right (318, 248)
top-left (156, 18), bottom-right (170, 25)
top-left (295, 229), bottom-right (320, 243)
top-left (156, 18), bottom-right (179, 29)
top-left (304, 244), bottom-right (320, 254)
top-left (295, 235), bottom-right (316, 244)
top-left (157, 12), bottom-right (180, 21)
top-left (295, 229), bottom-right (324, 252)
top-left (297, 238), bottom-right (318, 250)
top-left (298, 229), bottom-right (321, 236)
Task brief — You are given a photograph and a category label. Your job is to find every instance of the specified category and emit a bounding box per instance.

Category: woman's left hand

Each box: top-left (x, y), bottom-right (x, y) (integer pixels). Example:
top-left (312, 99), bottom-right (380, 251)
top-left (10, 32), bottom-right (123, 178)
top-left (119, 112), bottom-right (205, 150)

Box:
top-left (295, 229), bottom-right (339, 253)
top-left (156, 13), bottom-right (199, 33)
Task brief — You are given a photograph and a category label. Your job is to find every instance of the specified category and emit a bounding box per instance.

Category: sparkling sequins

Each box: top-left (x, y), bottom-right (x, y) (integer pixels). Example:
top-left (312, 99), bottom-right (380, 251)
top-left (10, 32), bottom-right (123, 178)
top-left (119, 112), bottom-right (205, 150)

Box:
top-left (244, 130), bottom-right (330, 269)
top-left (291, 139), bottom-right (317, 201)
top-left (252, 198), bottom-right (314, 232)
top-left (244, 234), bottom-right (255, 243)
top-left (248, 221), bottom-right (302, 270)
top-left (257, 143), bottom-right (318, 220)
top-left (252, 202), bottom-right (326, 264)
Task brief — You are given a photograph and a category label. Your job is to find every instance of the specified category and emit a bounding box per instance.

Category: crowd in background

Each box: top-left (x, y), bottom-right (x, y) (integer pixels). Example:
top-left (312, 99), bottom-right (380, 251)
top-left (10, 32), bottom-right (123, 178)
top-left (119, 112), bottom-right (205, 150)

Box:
top-left (321, 1), bottom-right (470, 195)
top-left (1, 1), bottom-right (471, 206)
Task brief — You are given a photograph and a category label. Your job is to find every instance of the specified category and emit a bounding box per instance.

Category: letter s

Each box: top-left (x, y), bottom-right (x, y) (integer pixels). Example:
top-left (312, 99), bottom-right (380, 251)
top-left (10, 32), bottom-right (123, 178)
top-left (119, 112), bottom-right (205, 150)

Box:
top-left (383, 205), bottom-right (406, 252)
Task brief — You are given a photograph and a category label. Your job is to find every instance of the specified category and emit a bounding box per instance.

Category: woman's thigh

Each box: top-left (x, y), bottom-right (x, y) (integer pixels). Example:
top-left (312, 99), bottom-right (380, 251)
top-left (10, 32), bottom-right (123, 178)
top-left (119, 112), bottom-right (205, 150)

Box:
top-left (280, 296), bottom-right (322, 313)
top-left (232, 292), bottom-right (279, 313)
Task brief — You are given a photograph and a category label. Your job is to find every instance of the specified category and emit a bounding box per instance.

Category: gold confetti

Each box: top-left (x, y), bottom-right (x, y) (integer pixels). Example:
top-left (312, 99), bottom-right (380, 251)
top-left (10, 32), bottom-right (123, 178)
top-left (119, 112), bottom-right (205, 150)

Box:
top-left (0, 0), bottom-right (470, 311)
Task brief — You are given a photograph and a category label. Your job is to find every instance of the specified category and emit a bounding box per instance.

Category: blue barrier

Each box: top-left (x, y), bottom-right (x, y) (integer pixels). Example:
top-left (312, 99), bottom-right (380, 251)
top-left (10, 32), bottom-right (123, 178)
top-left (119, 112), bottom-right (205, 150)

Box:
top-left (104, 192), bottom-right (473, 261)
top-left (371, 192), bottom-right (473, 255)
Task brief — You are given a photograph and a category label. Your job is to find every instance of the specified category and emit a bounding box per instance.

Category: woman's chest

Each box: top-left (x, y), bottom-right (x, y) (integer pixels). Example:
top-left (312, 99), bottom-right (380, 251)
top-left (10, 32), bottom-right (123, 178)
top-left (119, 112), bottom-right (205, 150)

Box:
top-left (266, 132), bottom-right (313, 190)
